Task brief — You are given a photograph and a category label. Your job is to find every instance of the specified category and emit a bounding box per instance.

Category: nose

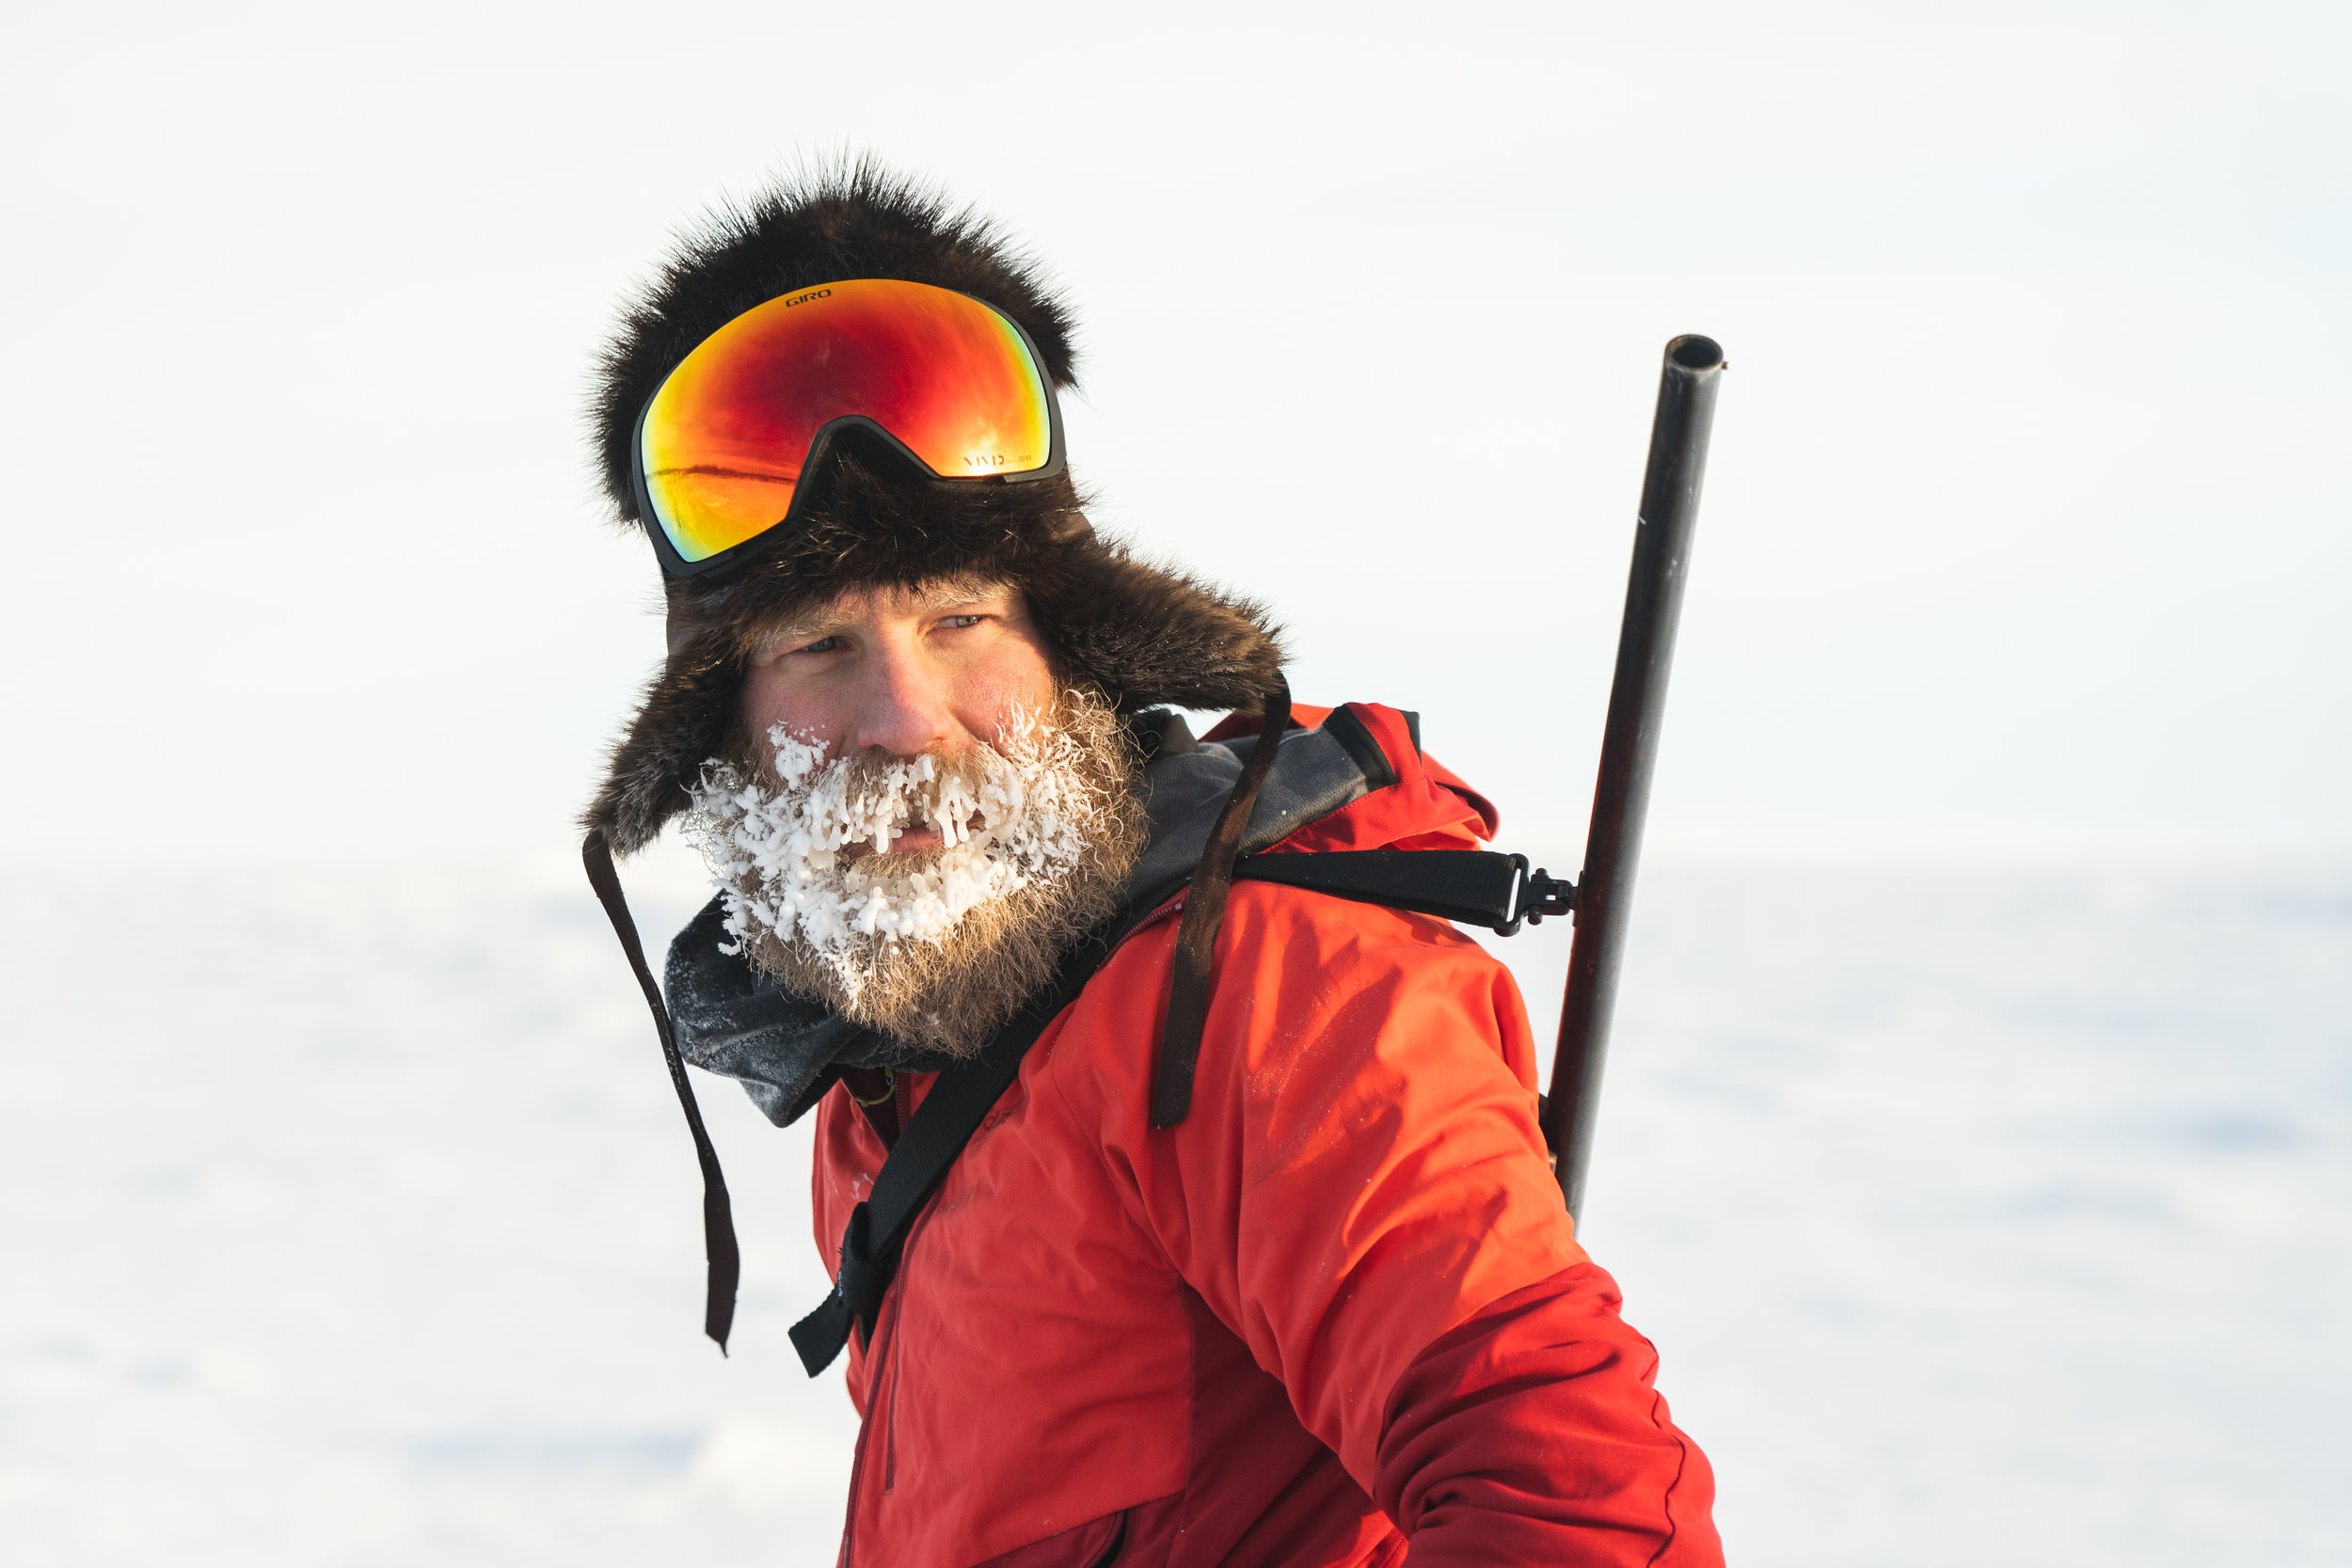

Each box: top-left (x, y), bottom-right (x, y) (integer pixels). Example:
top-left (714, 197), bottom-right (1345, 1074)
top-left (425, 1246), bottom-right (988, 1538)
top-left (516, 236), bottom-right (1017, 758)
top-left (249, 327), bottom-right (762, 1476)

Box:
top-left (848, 632), bottom-right (961, 759)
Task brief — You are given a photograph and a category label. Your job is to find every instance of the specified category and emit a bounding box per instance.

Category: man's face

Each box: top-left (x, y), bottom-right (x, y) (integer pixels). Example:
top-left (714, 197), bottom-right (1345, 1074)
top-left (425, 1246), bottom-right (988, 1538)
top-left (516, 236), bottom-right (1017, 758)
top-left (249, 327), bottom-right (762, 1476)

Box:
top-left (693, 576), bottom-right (1143, 1054)
top-left (739, 579), bottom-right (1060, 853)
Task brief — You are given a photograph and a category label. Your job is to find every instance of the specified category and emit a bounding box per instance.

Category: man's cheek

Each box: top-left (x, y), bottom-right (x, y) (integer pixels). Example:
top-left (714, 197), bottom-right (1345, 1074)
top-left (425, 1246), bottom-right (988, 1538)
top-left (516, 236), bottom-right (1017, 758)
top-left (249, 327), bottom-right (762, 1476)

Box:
top-left (984, 673), bottom-right (1061, 740)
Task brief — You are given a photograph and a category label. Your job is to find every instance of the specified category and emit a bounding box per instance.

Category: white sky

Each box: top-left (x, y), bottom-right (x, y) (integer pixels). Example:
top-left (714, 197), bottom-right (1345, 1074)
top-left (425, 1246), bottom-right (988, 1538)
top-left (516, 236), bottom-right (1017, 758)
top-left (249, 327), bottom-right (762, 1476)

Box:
top-left (3, 0), bottom-right (2345, 866)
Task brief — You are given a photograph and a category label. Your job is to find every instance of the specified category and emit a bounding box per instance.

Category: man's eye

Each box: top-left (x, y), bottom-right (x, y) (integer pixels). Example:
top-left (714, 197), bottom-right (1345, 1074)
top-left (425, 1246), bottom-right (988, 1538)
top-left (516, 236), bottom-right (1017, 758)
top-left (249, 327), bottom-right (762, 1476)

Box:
top-left (798, 635), bottom-right (841, 654)
top-left (941, 615), bottom-right (985, 629)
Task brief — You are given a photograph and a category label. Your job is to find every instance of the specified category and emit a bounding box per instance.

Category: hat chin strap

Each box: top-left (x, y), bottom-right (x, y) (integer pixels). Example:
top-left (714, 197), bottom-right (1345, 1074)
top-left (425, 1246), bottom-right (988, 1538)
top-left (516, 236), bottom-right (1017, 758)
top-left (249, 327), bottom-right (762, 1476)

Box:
top-left (582, 828), bottom-right (741, 1353)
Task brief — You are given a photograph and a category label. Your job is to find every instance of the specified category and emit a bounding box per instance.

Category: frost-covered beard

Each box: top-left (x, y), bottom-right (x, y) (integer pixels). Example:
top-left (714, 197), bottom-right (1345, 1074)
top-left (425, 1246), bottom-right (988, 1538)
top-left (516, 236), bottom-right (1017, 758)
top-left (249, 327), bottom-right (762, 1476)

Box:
top-left (681, 692), bottom-right (1145, 1056)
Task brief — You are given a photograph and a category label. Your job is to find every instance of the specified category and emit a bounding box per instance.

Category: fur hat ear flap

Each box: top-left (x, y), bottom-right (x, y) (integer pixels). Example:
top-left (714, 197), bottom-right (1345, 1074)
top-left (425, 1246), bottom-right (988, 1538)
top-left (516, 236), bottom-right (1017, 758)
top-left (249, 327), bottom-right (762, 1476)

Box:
top-left (1030, 546), bottom-right (1285, 715)
top-left (585, 629), bottom-right (739, 856)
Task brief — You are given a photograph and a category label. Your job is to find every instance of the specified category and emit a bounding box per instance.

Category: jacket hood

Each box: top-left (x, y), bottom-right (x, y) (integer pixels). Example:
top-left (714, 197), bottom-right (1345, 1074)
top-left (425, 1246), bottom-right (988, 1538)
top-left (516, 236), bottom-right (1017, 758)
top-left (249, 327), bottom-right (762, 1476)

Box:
top-left (584, 160), bottom-right (1285, 856)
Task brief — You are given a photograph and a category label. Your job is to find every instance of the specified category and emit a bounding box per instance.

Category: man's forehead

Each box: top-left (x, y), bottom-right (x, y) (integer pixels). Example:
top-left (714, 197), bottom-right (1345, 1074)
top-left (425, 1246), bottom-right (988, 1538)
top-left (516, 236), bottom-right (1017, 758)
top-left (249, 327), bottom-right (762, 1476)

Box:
top-left (755, 576), bottom-right (1019, 642)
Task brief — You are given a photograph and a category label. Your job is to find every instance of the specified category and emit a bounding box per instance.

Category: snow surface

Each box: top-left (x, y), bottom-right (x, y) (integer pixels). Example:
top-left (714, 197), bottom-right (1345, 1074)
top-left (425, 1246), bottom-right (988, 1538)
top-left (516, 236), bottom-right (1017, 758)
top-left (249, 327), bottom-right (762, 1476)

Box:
top-left (2, 855), bottom-right (2345, 1564)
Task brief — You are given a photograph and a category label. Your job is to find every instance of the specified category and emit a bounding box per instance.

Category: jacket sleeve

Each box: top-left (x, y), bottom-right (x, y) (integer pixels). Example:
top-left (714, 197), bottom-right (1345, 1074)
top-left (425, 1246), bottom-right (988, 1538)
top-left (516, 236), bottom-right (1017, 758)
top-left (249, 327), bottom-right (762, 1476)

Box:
top-left (1086, 887), bottom-right (1721, 1566)
top-left (1378, 1267), bottom-right (1719, 1565)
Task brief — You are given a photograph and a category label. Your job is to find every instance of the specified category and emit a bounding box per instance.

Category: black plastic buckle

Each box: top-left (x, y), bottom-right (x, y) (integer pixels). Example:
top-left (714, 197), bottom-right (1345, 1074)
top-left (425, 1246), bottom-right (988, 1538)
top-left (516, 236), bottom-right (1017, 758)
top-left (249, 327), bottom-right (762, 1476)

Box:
top-left (1497, 854), bottom-right (1579, 937)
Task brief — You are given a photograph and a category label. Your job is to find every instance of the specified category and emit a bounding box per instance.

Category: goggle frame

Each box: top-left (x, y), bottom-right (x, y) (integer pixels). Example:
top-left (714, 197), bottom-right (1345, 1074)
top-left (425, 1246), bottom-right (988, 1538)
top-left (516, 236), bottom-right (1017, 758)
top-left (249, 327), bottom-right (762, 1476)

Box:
top-left (629, 282), bottom-right (1070, 580)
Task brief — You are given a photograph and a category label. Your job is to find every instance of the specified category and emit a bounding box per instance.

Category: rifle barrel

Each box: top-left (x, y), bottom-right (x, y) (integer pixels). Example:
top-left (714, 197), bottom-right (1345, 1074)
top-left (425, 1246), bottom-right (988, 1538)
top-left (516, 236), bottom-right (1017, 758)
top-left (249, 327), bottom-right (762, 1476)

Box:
top-left (1545, 334), bottom-right (1725, 1223)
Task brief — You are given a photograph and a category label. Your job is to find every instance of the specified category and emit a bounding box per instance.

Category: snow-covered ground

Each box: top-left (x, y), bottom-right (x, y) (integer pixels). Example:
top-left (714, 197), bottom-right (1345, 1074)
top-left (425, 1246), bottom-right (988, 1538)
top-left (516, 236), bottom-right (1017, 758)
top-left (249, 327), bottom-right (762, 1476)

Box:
top-left (2, 854), bottom-right (2345, 1564)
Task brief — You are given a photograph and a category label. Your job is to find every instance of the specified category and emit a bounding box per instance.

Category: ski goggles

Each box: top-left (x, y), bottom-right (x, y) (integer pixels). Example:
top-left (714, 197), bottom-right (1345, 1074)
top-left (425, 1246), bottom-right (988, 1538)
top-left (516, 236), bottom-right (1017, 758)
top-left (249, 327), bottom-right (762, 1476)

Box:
top-left (631, 277), bottom-right (1066, 577)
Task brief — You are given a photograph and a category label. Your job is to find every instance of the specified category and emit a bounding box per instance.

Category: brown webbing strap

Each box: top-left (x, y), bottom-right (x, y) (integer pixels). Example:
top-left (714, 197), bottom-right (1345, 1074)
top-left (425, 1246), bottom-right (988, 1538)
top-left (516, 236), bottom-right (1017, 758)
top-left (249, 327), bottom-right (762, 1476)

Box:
top-left (1151, 674), bottom-right (1292, 1130)
top-left (582, 830), bottom-right (740, 1353)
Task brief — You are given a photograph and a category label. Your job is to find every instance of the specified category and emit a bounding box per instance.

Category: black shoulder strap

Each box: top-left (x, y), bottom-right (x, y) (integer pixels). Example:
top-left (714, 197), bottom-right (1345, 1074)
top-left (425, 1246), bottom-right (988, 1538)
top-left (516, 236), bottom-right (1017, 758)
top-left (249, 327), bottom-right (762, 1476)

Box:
top-left (786, 844), bottom-right (1581, 1375)
top-left (1232, 848), bottom-right (1571, 934)
top-left (787, 937), bottom-right (1111, 1376)
top-left (596, 790), bottom-right (1577, 1366)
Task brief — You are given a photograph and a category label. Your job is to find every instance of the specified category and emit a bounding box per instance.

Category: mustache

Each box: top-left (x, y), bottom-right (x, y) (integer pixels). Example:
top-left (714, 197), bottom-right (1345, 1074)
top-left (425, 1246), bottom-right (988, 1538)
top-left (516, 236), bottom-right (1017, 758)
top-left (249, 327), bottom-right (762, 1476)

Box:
top-left (817, 749), bottom-right (1000, 854)
top-left (729, 727), bottom-right (1025, 856)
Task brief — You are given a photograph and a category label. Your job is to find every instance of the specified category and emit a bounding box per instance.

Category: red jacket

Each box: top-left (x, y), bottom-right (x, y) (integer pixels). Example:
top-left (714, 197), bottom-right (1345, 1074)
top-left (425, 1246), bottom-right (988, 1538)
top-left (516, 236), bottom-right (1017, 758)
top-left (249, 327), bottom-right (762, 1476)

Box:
top-left (811, 704), bottom-right (1720, 1566)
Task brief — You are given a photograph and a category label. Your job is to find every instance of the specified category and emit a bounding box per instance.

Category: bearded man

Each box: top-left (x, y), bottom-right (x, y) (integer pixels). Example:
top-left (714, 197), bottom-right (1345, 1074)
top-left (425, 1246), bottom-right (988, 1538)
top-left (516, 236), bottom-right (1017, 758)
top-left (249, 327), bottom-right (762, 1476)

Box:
top-left (581, 165), bottom-right (1722, 1568)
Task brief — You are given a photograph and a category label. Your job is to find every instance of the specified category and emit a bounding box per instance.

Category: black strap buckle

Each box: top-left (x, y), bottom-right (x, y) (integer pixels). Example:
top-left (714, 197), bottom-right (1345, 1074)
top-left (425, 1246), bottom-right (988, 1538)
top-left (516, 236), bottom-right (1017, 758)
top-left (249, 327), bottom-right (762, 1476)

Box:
top-left (1498, 854), bottom-right (1579, 938)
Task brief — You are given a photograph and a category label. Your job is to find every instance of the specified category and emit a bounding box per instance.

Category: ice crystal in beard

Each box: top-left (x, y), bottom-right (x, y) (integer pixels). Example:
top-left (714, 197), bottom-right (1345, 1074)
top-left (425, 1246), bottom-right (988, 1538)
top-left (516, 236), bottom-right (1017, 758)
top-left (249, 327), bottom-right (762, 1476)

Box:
top-left (697, 716), bottom-right (1077, 953)
top-left (681, 695), bottom-right (1144, 1054)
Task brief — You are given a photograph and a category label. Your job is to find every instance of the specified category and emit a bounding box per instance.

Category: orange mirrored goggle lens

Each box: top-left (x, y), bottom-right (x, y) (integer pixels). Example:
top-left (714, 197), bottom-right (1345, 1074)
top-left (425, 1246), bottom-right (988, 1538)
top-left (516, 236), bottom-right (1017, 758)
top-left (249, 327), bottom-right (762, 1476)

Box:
top-left (637, 277), bottom-right (1057, 568)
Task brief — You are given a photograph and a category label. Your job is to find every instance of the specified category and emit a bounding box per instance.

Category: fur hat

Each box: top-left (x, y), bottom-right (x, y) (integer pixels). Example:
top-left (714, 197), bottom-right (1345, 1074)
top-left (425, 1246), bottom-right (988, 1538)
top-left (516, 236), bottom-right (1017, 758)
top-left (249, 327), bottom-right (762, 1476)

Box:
top-left (584, 161), bottom-right (1284, 854)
